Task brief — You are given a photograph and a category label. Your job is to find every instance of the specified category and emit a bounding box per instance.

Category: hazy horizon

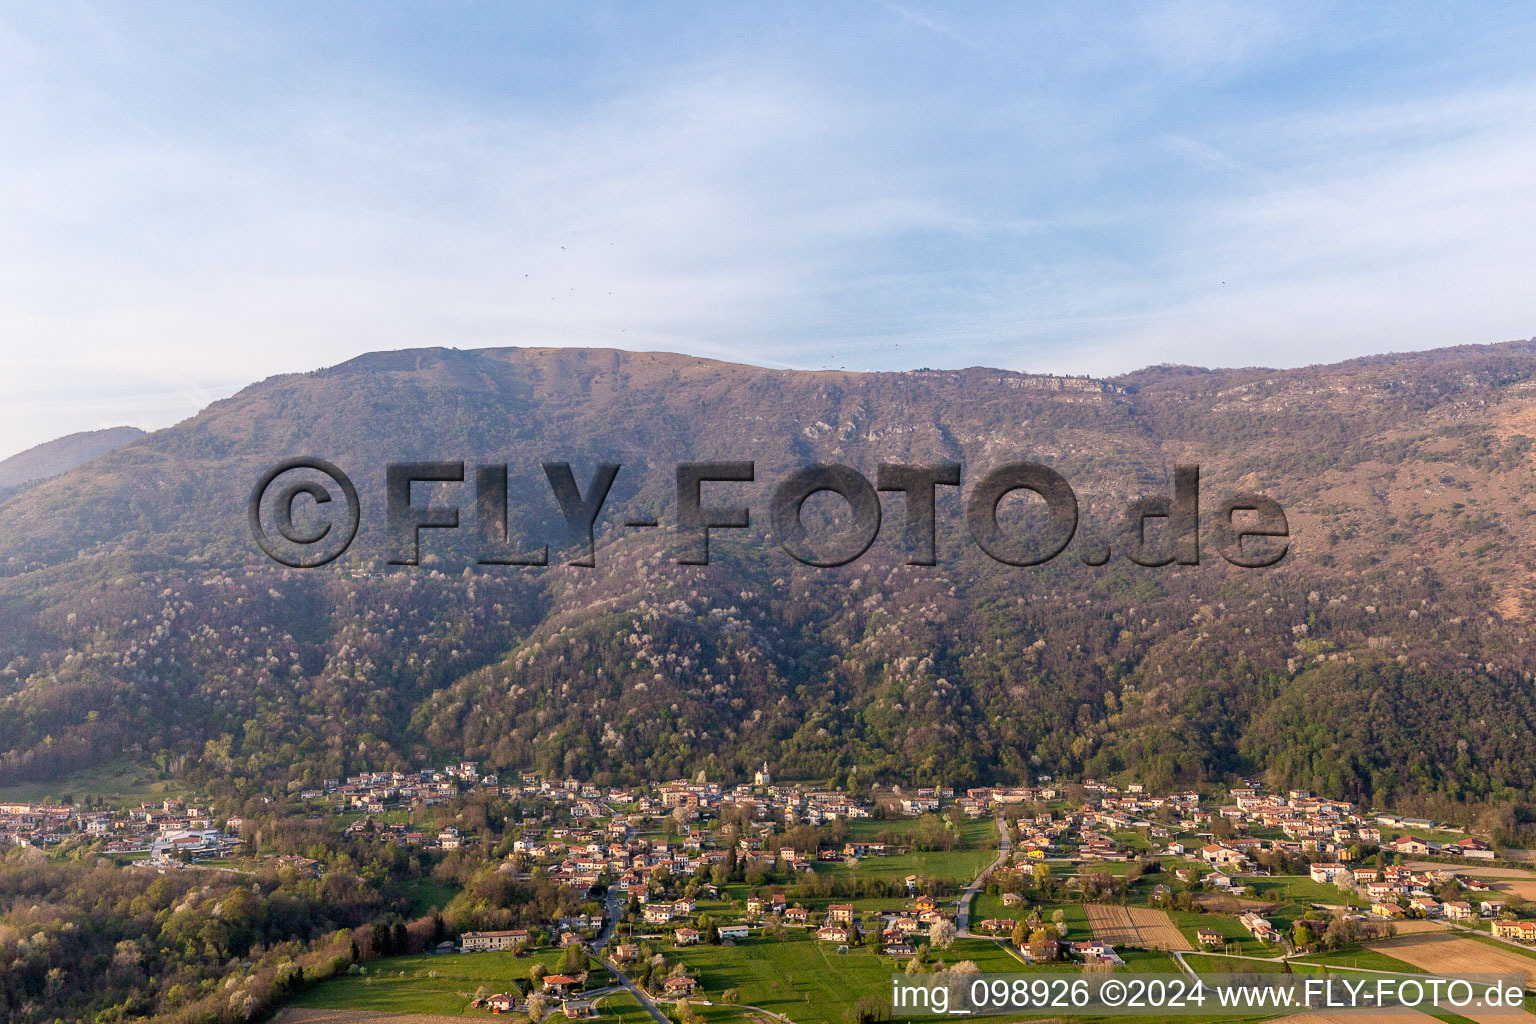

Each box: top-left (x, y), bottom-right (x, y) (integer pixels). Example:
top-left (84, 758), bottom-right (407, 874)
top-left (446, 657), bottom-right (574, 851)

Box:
top-left (12, 333), bottom-right (1536, 465)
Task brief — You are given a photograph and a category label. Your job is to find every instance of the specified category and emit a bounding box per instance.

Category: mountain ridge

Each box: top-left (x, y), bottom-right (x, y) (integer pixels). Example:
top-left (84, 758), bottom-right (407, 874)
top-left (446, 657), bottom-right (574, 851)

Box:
top-left (0, 424), bottom-right (145, 498)
top-left (3, 341), bottom-right (1536, 833)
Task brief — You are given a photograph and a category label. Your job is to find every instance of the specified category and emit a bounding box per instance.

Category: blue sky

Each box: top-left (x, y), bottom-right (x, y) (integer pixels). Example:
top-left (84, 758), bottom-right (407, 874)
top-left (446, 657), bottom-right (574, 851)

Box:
top-left (3, 3), bottom-right (1536, 457)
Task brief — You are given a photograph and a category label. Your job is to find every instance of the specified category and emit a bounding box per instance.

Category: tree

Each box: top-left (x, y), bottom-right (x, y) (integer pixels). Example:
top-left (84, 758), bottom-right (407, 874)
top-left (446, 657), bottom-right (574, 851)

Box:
top-left (721, 989), bottom-right (740, 1005)
top-left (1029, 928), bottom-right (1060, 962)
top-left (929, 919), bottom-right (957, 950)
top-left (1083, 871), bottom-right (1116, 899)
top-left (913, 815), bottom-right (957, 852)
top-left (525, 992), bottom-right (549, 1023)
top-left (846, 993), bottom-right (891, 1024)
top-left (1010, 920), bottom-right (1028, 947)
top-left (558, 943), bottom-right (588, 974)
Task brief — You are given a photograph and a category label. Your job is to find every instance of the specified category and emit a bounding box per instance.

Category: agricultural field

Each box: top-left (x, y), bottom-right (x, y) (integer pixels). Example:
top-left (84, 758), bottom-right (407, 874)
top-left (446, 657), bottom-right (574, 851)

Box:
top-left (1390, 919), bottom-right (1453, 935)
top-left (1085, 904), bottom-right (1193, 950)
top-left (1367, 933), bottom-right (1536, 987)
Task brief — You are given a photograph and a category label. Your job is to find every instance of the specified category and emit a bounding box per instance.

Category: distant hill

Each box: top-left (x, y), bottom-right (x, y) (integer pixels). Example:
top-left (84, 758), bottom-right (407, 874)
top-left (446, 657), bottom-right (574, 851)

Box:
top-left (3, 344), bottom-right (1536, 833)
top-left (0, 425), bottom-right (145, 498)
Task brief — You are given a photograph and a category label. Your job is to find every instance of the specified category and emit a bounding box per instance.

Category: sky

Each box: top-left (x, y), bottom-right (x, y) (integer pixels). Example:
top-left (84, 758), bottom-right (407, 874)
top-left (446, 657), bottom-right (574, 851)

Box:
top-left (2, 2), bottom-right (1536, 458)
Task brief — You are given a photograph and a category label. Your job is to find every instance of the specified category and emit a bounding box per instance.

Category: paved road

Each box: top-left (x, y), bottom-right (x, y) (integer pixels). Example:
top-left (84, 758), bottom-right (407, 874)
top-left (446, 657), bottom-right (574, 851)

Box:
top-left (956, 816), bottom-right (1010, 938)
top-left (593, 890), bottom-right (622, 951)
top-left (594, 890), bottom-right (674, 1024)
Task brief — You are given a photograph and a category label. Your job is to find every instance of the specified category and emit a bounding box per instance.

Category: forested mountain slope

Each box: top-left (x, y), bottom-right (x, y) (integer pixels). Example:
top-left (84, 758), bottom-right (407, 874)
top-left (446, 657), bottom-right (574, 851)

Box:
top-left (4, 343), bottom-right (1536, 831)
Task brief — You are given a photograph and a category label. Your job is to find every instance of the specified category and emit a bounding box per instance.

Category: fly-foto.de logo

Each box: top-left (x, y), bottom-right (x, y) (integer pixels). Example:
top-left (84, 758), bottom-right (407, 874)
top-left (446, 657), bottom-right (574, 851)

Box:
top-left (248, 459), bottom-right (1288, 570)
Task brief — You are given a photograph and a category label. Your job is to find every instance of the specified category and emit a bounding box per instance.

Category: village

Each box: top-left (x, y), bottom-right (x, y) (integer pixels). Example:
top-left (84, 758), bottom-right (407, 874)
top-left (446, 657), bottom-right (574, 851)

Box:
top-left (0, 796), bottom-right (240, 863)
top-left (11, 763), bottom-right (1536, 1022)
top-left (374, 769), bottom-right (1536, 1019)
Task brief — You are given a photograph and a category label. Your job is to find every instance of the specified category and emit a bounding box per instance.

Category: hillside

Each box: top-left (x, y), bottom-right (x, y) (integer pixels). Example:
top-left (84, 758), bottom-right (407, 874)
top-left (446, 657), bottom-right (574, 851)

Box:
top-left (0, 425), bottom-right (145, 499)
top-left (3, 343), bottom-right (1536, 832)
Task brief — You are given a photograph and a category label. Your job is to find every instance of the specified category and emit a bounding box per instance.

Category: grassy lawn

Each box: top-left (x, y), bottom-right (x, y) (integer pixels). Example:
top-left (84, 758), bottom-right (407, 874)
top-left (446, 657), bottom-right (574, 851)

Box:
top-left (660, 1002), bottom-right (760, 1024)
top-left (660, 931), bottom-right (894, 1024)
top-left (401, 875), bottom-right (461, 915)
top-left (656, 931), bottom-right (1026, 1024)
top-left (1069, 861), bottom-right (1142, 876)
top-left (1183, 953), bottom-right (1293, 975)
top-left (0, 757), bottom-right (194, 807)
top-left (812, 817), bottom-right (1000, 885)
top-left (1038, 902), bottom-right (1091, 944)
top-left (813, 847), bottom-right (999, 885)
top-left (1172, 909), bottom-right (1281, 958)
top-left (1114, 948), bottom-right (1182, 973)
top-left (1244, 874), bottom-right (1362, 906)
top-left (1294, 946), bottom-right (1427, 973)
top-left (1112, 830), bottom-right (1154, 852)
top-left (655, 931), bottom-right (1187, 1024)
top-left (593, 992), bottom-right (664, 1024)
top-left (335, 807), bottom-right (420, 827)
top-left (290, 949), bottom-right (590, 1015)
top-left (969, 890), bottom-right (1024, 926)
top-left (943, 936), bottom-right (1033, 971)
top-left (1379, 825), bottom-right (1473, 846)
